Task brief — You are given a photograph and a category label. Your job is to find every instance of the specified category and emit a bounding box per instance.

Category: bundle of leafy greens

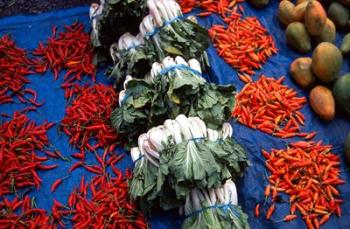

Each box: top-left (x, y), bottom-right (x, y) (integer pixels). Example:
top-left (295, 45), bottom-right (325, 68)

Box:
top-left (181, 182), bottom-right (250, 229)
top-left (128, 115), bottom-right (249, 213)
top-left (89, 0), bottom-right (147, 64)
top-left (106, 0), bottom-right (210, 87)
top-left (108, 33), bottom-right (152, 88)
top-left (110, 56), bottom-right (234, 144)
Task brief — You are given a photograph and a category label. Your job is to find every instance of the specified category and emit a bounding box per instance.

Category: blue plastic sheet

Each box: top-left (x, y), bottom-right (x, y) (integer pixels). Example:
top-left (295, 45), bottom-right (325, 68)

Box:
top-left (0, 1), bottom-right (350, 229)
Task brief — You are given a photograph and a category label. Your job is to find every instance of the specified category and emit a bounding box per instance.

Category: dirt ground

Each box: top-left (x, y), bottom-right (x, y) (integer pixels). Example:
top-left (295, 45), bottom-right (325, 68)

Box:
top-left (0, 0), bottom-right (97, 18)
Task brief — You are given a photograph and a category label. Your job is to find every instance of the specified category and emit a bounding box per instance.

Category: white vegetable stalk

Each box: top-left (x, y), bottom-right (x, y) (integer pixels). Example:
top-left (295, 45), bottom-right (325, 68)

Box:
top-left (138, 134), bottom-right (159, 167)
top-left (175, 56), bottom-right (188, 66)
top-left (118, 90), bottom-right (126, 107)
top-left (182, 179), bottom-right (239, 216)
top-left (89, 2), bottom-right (104, 43)
top-left (130, 147), bottom-right (143, 162)
top-left (150, 62), bottom-right (163, 79)
top-left (147, 0), bottom-right (163, 27)
top-left (154, 0), bottom-right (170, 22)
top-left (221, 123), bottom-right (233, 140)
top-left (207, 129), bottom-right (219, 141)
top-left (188, 58), bottom-right (202, 74)
top-left (175, 114), bottom-right (193, 141)
top-left (123, 75), bottom-right (133, 90)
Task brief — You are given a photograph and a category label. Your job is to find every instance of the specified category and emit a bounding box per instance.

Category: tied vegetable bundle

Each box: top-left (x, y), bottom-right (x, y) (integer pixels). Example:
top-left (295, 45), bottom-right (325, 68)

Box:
top-left (89, 0), bottom-right (147, 64)
top-left (111, 56), bottom-right (235, 143)
top-left (181, 180), bottom-right (249, 229)
top-left (107, 0), bottom-right (210, 86)
top-left (128, 114), bottom-right (249, 212)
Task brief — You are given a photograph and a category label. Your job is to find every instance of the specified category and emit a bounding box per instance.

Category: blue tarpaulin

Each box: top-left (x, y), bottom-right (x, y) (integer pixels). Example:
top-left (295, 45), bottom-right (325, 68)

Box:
top-left (0, 1), bottom-right (350, 228)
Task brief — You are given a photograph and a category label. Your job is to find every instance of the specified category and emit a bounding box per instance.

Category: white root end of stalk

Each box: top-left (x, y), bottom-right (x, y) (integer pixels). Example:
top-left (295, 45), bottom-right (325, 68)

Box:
top-left (175, 114), bottom-right (192, 140)
top-left (123, 75), bottom-right (133, 89)
top-left (175, 56), bottom-right (188, 66)
top-left (222, 123), bottom-right (233, 140)
top-left (162, 56), bottom-right (176, 68)
top-left (118, 90), bottom-right (126, 107)
top-left (188, 58), bottom-right (202, 74)
top-left (147, 0), bottom-right (163, 27)
top-left (130, 147), bottom-right (142, 162)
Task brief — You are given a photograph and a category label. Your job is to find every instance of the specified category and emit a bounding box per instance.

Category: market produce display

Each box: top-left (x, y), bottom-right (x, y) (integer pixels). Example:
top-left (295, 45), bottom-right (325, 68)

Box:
top-left (1, 0), bottom-right (350, 229)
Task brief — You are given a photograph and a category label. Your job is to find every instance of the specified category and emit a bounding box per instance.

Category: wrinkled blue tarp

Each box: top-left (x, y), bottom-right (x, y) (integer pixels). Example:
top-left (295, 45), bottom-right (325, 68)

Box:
top-left (0, 1), bottom-right (350, 228)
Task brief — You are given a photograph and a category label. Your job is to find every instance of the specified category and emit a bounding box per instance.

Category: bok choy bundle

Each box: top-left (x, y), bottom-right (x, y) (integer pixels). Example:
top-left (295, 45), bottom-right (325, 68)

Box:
top-left (110, 56), bottom-right (235, 143)
top-left (107, 0), bottom-right (210, 86)
top-left (181, 180), bottom-right (249, 229)
top-left (89, 0), bottom-right (147, 64)
top-left (128, 115), bottom-right (249, 212)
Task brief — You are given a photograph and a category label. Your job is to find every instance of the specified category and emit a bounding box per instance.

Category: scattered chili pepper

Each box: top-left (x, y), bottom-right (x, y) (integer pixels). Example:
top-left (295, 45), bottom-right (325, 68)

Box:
top-left (266, 204), bottom-right (275, 220)
top-left (0, 196), bottom-right (54, 228)
top-left (261, 141), bottom-right (344, 229)
top-left (51, 175), bottom-right (70, 193)
top-left (69, 168), bottom-right (147, 228)
top-left (60, 84), bottom-right (120, 173)
top-left (208, 10), bottom-right (277, 79)
top-left (0, 112), bottom-right (56, 196)
top-left (177, 0), bottom-right (245, 20)
top-left (0, 35), bottom-right (42, 107)
top-left (33, 23), bottom-right (96, 85)
top-left (232, 75), bottom-right (313, 139)
top-left (254, 203), bottom-right (260, 217)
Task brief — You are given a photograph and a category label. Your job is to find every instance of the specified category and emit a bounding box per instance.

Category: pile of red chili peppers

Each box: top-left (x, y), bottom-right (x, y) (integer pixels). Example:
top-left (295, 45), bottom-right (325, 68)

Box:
top-left (208, 11), bottom-right (277, 79)
top-left (0, 196), bottom-right (53, 228)
top-left (68, 171), bottom-right (147, 228)
top-left (256, 141), bottom-right (344, 229)
top-left (177, 0), bottom-right (245, 18)
top-left (33, 23), bottom-right (95, 87)
top-left (232, 75), bottom-right (314, 139)
top-left (0, 112), bottom-right (56, 196)
top-left (61, 84), bottom-right (119, 160)
top-left (0, 35), bottom-right (42, 106)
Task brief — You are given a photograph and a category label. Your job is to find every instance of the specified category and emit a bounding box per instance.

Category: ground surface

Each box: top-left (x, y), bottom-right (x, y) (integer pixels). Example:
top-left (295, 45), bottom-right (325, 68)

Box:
top-left (0, 0), bottom-right (96, 18)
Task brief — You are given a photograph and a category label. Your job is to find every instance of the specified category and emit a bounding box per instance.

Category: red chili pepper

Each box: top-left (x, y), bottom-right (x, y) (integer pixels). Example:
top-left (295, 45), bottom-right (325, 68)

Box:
top-left (266, 204), bottom-right (275, 220)
top-left (51, 179), bottom-right (63, 193)
top-left (254, 204), bottom-right (260, 217)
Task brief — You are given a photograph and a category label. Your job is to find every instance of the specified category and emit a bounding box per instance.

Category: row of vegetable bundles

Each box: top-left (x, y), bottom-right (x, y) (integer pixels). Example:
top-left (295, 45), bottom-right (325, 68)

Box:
top-left (111, 56), bottom-right (235, 143)
top-left (107, 0), bottom-right (210, 87)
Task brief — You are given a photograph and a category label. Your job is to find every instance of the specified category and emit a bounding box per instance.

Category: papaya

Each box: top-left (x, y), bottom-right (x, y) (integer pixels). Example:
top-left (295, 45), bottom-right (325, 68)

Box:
top-left (311, 42), bottom-right (343, 82)
top-left (333, 73), bottom-right (350, 115)
top-left (309, 85), bottom-right (335, 121)
top-left (290, 57), bottom-right (315, 88)
top-left (278, 1), bottom-right (295, 26)
top-left (341, 33), bottom-right (350, 55)
top-left (313, 18), bottom-right (336, 44)
top-left (286, 22), bottom-right (311, 53)
top-left (344, 132), bottom-right (350, 164)
top-left (340, 0), bottom-right (350, 7)
top-left (248, 0), bottom-right (269, 8)
top-left (328, 2), bottom-right (350, 29)
top-left (293, 1), bottom-right (309, 22)
top-left (305, 0), bottom-right (327, 35)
